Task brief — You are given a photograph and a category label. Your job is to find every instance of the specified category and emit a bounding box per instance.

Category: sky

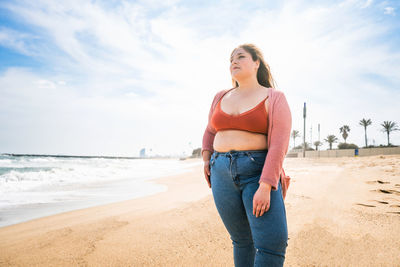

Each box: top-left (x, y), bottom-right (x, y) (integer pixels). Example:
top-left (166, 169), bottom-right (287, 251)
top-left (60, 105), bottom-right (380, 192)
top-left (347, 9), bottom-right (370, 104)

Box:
top-left (0, 0), bottom-right (399, 157)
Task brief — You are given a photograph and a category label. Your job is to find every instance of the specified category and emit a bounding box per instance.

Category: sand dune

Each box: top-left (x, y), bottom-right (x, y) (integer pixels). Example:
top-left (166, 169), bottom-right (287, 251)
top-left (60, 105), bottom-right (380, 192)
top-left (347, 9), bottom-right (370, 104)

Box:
top-left (0, 155), bottom-right (399, 266)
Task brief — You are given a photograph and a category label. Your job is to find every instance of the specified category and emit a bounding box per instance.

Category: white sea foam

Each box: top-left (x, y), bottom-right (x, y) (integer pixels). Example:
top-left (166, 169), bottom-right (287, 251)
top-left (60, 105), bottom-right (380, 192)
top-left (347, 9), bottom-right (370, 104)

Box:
top-left (0, 155), bottom-right (201, 216)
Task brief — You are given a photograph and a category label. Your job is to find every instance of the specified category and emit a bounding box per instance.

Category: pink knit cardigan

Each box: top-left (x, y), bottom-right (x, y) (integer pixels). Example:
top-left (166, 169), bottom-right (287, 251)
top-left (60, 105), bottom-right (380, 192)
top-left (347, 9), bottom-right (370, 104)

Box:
top-left (201, 87), bottom-right (292, 197)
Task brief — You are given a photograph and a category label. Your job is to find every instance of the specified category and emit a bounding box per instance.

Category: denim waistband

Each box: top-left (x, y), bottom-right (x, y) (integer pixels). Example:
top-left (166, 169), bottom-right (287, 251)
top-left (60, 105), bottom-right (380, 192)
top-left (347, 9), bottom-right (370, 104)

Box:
top-left (213, 149), bottom-right (268, 157)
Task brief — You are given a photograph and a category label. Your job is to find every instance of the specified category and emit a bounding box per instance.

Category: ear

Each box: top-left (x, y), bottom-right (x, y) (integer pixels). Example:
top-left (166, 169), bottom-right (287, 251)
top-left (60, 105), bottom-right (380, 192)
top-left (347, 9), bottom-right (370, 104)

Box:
top-left (255, 59), bottom-right (260, 70)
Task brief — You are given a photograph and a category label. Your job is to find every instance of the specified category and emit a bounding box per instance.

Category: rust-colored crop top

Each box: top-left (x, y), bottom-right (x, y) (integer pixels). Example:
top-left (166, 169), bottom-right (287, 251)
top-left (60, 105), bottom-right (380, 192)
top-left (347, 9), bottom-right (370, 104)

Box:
top-left (210, 89), bottom-right (269, 135)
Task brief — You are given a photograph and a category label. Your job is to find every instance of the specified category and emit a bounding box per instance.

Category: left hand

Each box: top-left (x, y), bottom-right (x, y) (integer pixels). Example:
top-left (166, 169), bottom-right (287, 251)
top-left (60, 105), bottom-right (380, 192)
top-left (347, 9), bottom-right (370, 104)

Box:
top-left (253, 182), bottom-right (272, 218)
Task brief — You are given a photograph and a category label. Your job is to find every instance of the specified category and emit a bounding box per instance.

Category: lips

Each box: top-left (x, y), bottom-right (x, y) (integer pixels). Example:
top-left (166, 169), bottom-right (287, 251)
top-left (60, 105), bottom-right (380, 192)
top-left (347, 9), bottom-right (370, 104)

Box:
top-left (233, 66), bottom-right (240, 70)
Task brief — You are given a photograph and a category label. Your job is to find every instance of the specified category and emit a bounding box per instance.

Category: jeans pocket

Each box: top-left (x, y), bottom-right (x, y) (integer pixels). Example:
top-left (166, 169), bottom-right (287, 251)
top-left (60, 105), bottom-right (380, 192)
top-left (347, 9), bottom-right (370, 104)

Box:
top-left (210, 153), bottom-right (216, 167)
top-left (245, 152), bottom-right (265, 166)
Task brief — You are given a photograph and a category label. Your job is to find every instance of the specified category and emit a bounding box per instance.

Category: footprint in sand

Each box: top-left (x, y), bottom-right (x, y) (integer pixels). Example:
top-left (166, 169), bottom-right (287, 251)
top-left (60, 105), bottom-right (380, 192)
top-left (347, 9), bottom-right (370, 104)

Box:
top-left (382, 197), bottom-right (400, 203)
top-left (371, 189), bottom-right (393, 194)
top-left (355, 203), bottom-right (376, 207)
top-left (370, 189), bottom-right (400, 196)
top-left (371, 200), bottom-right (389, 204)
top-left (389, 190), bottom-right (400, 196)
top-left (366, 180), bottom-right (390, 184)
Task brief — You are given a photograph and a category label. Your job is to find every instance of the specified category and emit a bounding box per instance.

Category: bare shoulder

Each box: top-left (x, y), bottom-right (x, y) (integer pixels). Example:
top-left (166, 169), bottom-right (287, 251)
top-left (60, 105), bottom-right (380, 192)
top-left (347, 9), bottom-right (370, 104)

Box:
top-left (219, 87), bottom-right (235, 95)
top-left (259, 86), bottom-right (268, 97)
top-left (216, 87), bottom-right (236, 100)
top-left (260, 86), bottom-right (270, 94)
top-left (262, 86), bottom-right (270, 113)
top-left (212, 88), bottom-right (229, 98)
top-left (211, 88), bottom-right (235, 105)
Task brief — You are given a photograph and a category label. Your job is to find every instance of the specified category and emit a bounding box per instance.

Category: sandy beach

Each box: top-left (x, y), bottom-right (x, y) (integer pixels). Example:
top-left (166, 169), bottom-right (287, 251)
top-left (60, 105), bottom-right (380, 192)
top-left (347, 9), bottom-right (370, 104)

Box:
top-left (0, 155), bottom-right (399, 266)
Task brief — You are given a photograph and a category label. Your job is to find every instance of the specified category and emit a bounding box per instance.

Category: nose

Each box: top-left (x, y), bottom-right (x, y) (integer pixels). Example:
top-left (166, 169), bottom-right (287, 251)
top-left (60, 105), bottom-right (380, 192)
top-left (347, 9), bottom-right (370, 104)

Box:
top-left (231, 60), bottom-right (239, 68)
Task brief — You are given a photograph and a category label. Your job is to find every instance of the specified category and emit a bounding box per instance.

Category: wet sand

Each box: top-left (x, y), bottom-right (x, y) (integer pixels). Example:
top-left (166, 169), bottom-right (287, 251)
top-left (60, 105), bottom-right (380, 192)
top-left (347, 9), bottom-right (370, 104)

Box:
top-left (0, 155), bottom-right (399, 266)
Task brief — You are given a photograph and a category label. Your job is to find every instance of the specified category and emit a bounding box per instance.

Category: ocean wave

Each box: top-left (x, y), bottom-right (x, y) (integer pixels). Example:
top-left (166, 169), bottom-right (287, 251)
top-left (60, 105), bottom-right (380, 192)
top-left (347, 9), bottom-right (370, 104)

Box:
top-left (0, 156), bottom-right (196, 194)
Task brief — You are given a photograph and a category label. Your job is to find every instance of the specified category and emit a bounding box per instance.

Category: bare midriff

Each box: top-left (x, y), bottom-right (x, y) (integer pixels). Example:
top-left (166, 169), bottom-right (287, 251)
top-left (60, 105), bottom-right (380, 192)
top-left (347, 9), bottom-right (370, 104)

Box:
top-left (213, 130), bottom-right (268, 152)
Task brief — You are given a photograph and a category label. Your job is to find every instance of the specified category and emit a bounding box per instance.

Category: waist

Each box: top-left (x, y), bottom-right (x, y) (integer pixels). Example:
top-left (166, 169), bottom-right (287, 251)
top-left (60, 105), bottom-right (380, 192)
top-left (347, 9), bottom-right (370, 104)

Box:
top-left (213, 130), bottom-right (268, 152)
top-left (213, 149), bottom-right (268, 157)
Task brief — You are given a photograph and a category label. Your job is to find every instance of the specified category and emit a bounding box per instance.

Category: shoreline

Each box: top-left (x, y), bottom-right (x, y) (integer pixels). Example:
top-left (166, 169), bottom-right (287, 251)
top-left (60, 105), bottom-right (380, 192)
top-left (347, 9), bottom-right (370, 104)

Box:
top-left (1, 155), bottom-right (399, 266)
top-left (0, 158), bottom-right (202, 228)
top-left (0, 158), bottom-right (209, 229)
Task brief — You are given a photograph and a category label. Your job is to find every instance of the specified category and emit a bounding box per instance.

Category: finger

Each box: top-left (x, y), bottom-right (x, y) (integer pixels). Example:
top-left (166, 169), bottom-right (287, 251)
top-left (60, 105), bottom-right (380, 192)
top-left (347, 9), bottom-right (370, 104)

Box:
top-left (256, 205), bottom-right (262, 217)
top-left (253, 199), bottom-right (256, 215)
top-left (261, 204), bottom-right (269, 216)
top-left (262, 203), bottom-right (270, 215)
top-left (205, 177), bottom-right (211, 188)
top-left (204, 166), bottom-right (211, 188)
top-left (204, 169), bottom-right (210, 184)
top-left (205, 162), bottom-right (211, 176)
top-left (259, 206), bottom-right (265, 217)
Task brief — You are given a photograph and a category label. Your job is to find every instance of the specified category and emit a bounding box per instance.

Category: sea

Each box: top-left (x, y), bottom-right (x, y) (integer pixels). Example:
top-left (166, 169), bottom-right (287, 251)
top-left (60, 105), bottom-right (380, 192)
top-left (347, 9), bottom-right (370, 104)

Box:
top-left (0, 154), bottom-right (201, 227)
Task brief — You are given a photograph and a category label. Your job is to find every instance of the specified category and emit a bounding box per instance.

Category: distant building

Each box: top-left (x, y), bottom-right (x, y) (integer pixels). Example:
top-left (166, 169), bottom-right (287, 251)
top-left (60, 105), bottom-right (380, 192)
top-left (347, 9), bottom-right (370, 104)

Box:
top-left (139, 148), bottom-right (146, 158)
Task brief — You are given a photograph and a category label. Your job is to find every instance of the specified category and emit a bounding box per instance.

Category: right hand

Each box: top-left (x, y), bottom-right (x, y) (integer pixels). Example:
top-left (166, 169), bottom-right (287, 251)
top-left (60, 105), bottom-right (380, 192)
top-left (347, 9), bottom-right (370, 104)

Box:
top-left (203, 161), bottom-right (211, 188)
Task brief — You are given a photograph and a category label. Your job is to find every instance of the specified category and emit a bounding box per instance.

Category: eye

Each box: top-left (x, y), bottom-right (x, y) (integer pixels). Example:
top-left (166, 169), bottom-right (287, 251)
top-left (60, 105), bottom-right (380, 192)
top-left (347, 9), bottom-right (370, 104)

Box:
top-left (230, 55), bottom-right (245, 63)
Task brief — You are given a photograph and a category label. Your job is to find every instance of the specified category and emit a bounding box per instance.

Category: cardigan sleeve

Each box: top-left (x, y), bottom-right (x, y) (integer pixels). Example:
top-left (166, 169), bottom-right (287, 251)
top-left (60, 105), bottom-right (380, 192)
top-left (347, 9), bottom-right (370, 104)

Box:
top-left (259, 91), bottom-right (292, 190)
top-left (201, 92), bottom-right (220, 157)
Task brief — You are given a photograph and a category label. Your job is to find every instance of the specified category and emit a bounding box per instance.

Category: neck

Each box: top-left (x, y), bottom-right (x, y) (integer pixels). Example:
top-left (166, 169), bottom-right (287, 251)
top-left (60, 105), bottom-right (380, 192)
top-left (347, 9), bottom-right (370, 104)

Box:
top-left (236, 76), bottom-right (260, 91)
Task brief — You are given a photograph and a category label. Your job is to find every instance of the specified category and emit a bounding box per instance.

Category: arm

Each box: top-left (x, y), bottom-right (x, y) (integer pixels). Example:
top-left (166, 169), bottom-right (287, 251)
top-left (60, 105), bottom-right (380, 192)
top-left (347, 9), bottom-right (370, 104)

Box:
top-left (259, 91), bottom-right (292, 190)
top-left (201, 130), bottom-right (215, 159)
top-left (201, 91), bottom-right (222, 158)
top-left (203, 149), bottom-right (213, 188)
top-left (202, 91), bottom-right (223, 188)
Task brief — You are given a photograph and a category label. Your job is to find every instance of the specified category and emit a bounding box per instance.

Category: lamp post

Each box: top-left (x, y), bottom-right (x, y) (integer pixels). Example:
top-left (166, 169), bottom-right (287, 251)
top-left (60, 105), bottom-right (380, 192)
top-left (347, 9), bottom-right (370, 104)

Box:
top-left (303, 102), bottom-right (306, 157)
top-left (318, 123), bottom-right (320, 143)
top-left (318, 123), bottom-right (320, 157)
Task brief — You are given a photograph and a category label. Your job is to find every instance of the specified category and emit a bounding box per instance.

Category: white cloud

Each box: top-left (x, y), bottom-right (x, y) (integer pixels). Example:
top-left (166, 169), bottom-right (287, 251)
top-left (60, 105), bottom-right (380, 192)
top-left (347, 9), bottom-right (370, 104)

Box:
top-left (35, 79), bottom-right (56, 89)
top-left (362, 0), bottom-right (373, 8)
top-left (384, 6), bottom-right (395, 15)
top-left (0, 0), bottom-right (399, 155)
top-left (0, 27), bottom-right (39, 56)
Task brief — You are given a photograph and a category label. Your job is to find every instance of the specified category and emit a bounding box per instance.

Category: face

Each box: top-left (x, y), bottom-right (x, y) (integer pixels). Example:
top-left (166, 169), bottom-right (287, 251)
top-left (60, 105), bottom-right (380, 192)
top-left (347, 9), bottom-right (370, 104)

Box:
top-left (230, 47), bottom-right (259, 82)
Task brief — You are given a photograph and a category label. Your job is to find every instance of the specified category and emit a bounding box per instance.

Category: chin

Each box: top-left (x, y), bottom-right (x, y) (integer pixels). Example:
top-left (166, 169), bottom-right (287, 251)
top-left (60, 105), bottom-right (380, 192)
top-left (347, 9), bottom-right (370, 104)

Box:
top-left (232, 73), bottom-right (248, 81)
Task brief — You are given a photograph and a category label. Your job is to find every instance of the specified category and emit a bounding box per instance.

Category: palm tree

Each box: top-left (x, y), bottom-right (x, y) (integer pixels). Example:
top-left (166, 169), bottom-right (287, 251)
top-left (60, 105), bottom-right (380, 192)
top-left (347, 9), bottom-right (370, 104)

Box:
top-left (314, 140), bottom-right (322, 151)
top-left (359, 118), bottom-right (372, 147)
top-left (381, 121), bottom-right (399, 146)
top-left (339, 125), bottom-right (350, 143)
top-left (324, 135), bottom-right (338, 150)
top-left (291, 130), bottom-right (300, 148)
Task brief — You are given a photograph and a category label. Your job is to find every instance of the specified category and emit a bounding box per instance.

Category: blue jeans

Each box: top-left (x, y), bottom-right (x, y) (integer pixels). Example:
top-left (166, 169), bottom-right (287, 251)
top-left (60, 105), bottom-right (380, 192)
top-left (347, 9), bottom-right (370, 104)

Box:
top-left (210, 149), bottom-right (288, 267)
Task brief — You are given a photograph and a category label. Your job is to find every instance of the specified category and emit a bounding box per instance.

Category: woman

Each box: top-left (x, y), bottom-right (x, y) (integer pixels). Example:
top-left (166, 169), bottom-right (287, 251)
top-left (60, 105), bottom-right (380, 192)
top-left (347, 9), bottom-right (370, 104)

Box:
top-left (201, 44), bottom-right (292, 267)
